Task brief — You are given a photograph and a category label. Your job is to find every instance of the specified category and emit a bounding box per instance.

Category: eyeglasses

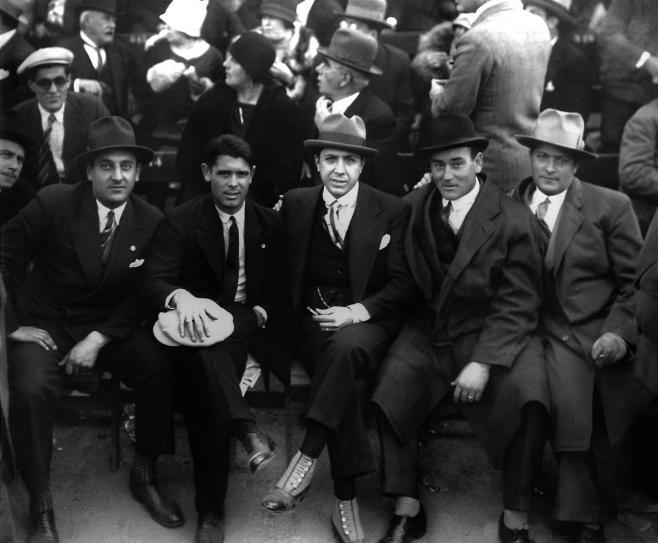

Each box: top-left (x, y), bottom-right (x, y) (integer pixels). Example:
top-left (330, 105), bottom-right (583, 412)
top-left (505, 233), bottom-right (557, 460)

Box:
top-left (33, 76), bottom-right (69, 90)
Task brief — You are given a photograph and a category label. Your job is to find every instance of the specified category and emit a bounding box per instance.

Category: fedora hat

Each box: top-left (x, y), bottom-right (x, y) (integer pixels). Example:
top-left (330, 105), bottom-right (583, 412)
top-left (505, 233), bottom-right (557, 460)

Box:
top-left (341, 0), bottom-right (392, 30)
top-left (0, 0), bottom-right (24, 22)
top-left (415, 113), bottom-right (488, 157)
top-left (515, 108), bottom-right (597, 160)
top-left (305, 113), bottom-right (377, 157)
top-left (153, 300), bottom-right (235, 347)
top-left (0, 111), bottom-right (32, 149)
top-left (318, 28), bottom-right (382, 75)
top-left (75, 116), bottom-right (154, 167)
top-left (77, 0), bottom-right (117, 16)
top-left (523, 0), bottom-right (574, 24)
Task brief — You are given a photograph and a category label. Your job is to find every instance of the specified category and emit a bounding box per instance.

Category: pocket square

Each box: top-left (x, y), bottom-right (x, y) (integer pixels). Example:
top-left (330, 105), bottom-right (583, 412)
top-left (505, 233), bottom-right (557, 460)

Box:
top-left (545, 80), bottom-right (555, 92)
top-left (379, 234), bottom-right (391, 250)
top-left (129, 258), bottom-right (144, 268)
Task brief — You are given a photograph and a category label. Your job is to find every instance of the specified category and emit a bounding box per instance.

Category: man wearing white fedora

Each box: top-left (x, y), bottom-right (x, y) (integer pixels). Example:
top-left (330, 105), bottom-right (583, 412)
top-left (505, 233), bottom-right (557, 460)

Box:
top-left (262, 113), bottom-right (415, 543)
top-left (514, 108), bottom-right (648, 542)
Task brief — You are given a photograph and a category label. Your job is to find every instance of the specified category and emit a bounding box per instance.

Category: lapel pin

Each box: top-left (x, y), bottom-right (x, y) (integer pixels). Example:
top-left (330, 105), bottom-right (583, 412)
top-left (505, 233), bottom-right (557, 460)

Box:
top-left (130, 245), bottom-right (136, 252)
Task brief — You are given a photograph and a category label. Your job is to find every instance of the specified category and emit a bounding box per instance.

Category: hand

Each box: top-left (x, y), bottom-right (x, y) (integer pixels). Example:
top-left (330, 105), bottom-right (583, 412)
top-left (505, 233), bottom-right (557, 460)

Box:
top-left (451, 362), bottom-right (490, 403)
top-left (314, 96), bottom-right (332, 129)
top-left (429, 78), bottom-right (447, 102)
top-left (270, 60), bottom-right (294, 85)
top-left (58, 332), bottom-right (110, 375)
top-left (77, 78), bottom-right (104, 96)
top-left (591, 332), bottom-right (628, 368)
top-left (311, 306), bottom-right (353, 332)
top-left (9, 326), bottom-right (58, 351)
top-left (172, 290), bottom-right (223, 342)
top-left (413, 172), bottom-right (432, 190)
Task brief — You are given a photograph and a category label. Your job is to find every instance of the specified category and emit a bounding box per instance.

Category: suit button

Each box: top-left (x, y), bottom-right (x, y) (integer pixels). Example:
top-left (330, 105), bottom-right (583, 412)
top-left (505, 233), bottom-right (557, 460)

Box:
top-left (561, 335), bottom-right (569, 342)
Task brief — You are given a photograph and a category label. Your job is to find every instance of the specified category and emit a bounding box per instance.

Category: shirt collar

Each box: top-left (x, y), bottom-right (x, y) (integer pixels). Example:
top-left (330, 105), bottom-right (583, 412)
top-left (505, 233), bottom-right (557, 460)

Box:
top-left (550, 36), bottom-right (558, 47)
top-left (330, 91), bottom-right (361, 115)
top-left (531, 185), bottom-right (567, 207)
top-left (442, 178), bottom-right (480, 211)
top-left (37, 102), bottom-right (65, 122)
top-left (322, 182), bottom-right (359, 208)
top-left (96, 199), bottom-right (127, 224)
top-left (216, 202), bottom-right (246, 227)
top-left (80, 30), bottom-right (102, 49)
top-left (0, 29), bottom-right (17, 50)
top-left (475, 0), bottom-right (520, 21)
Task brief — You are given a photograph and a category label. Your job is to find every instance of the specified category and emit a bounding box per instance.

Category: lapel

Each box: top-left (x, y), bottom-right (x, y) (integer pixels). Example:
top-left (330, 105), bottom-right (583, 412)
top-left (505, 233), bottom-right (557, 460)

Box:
top-left (244, 200), bottom-right (266, 302)
top-left (344, 88), bottom-right (369, 117)
top-left (435, 181), bottom-right (497, 315)
top-left (62, 94), bottom-right (79, 168)
top-left (194, 196), bottom-right (226, 285)
top-left (108, 44), bottom-right (123, 110)
top-left (287, 186), bottom-right (322, 306)
top-left (549, 178), bottom-right (584, 273)
top-left (545, 39), bottom-right (564, 84)
top-left (73, 36), bottom-right (97, 75)
top-left (417, 186), bottom-right (443, 298)
top-left (26, 100), bottom-right (43, 139)
top-left (68, 184), bottom-right (102, 287)
top-left (345, 184), bottom-right (384, 301)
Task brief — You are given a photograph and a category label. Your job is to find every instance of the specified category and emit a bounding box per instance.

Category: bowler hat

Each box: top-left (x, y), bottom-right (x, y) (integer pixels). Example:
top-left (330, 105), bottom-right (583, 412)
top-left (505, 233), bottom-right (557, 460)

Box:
top-left (0, 111), bottom-right (32, 149)
top-left (515, 108), bottom-right (597, 161)
top-left (261, 0), bottom-right (297, 25)
top-left (304, 113), bottom-right (377, 157)
top-left (341, 0), bottom-right (391, 30)
top-left (75, 116), bottom-right (154, 167)
top-left (17, 46), bottom-right (74, 76)
top-left (0, 0), bottom-right (24, 22)
top-left (153, 300), bottom-right (235, 347)
top-left (524, 0), bottom-right (574, 24)
top-left (415, 113), bottom-right (488, 157)
top-left (77, 0), bottom-right (117, 16)
top-left (318, 28), bottom-right (382, 75)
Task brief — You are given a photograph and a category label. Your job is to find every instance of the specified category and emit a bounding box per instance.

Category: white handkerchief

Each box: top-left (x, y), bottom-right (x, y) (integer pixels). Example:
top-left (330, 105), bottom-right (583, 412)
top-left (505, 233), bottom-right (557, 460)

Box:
top-left (128, 258), bottom-right (144, 268)
top-left (545, 80), bottom-right (555, 92)
top-left (379, 234), bottom-right (391, 250)
top-left (0, 69), bottom-right (9, 81)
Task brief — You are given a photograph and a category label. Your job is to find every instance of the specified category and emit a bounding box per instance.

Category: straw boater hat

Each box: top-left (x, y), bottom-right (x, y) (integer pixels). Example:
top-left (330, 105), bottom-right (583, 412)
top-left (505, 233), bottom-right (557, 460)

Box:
top-left (16, 47), bottom-right (74, 76)
top-left (304, 113), bottom-right (377, 157)
top-left (75, 116), bottom-right (154, 167)
top-left (415, 113), bottom-right (488, 157)
top-left (523, 0), bottom-right (574, 24)
top-left (340, 0), bottom-right (392, 30)
top-left (515, 108), bottom-right (597, 161)
top-left (318, 27), bottom-right (382, 75)
top-left (153, 299), bottom-right (235, 347)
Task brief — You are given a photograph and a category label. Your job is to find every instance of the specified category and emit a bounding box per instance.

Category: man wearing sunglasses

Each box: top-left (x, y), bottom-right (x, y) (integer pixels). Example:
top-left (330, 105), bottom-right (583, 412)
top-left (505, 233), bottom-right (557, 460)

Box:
top-left (12, 46), bottom-right (109, 189)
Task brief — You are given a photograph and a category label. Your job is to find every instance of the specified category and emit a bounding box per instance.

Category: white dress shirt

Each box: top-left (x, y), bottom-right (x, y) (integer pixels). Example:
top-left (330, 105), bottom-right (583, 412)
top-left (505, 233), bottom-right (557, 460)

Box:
top-left (529, 186), bottom-right (567, 233)
top-left (442, 179), bottom-right (480, 234)
top-left (37, 103), bottom-right (66, 177)
top-left (80, 30), bottom-right (107, 70)
top-left (330, 91), bottom-right (360, 114)
top-left (96, 200), bottom-right (126, 231)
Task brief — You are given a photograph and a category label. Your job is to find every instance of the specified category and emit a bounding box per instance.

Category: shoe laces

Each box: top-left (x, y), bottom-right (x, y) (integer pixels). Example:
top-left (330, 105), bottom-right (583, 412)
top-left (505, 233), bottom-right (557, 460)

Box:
top-left (286, 454), bottom-right (313, 491)
top-left (338, 500), bottom-right (358, 535)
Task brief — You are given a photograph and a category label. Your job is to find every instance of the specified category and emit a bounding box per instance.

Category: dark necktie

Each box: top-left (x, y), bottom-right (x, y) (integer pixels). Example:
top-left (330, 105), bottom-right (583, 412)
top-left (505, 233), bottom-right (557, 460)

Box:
top-left (536, 197), bottom-right (551, 235)
top-left (222, 216), bottom-right (239, 304)
top-left (37, 114), bottom-right (57, 186)
top-left (100, 210), bottom-right (117, 269)
top-left (441, 201), bottom-right (452, 230)
top-left (325, 200), bottom-right (344, 249)
top-left (95, 46), bottom-right (104, 73)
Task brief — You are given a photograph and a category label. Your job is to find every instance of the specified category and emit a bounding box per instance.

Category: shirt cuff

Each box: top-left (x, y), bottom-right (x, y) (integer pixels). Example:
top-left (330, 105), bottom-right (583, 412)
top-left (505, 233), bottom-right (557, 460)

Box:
top-left (347, 303), bottom-right (371, 324)
top-left (164, 288), bottom-right (185, 310)
top-left (73, 78), bottom-right (81, 92)
top-left (253, 305), bottom-right (268, 327)
top-left (636, 51), bottom-right (651, 69)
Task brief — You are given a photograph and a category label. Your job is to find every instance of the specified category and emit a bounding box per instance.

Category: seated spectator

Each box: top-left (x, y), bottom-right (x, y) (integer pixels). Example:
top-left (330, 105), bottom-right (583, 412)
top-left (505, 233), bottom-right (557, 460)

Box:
top-left (177, 31), bottom-right (305, 206)
top-left (0, 0), bottom-right (34, 109)
top-left (134, 0), bottom-right (224, 139)
top-left (619, 97), bottom-right (658, 235)
top-left (524, 0), bottom-right (593, 122)
top-left (0, 111), bottom-right (33, 226)
top-left (13, 46), bottom-right (109, 188)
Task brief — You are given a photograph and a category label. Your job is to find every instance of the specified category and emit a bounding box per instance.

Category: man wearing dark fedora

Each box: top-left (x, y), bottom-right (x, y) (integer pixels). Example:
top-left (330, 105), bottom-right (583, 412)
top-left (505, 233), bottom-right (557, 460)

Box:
top-left (339, 0), bottom-right (414, 153)
top-left (0, 116), bottom-right (183, 542)
top-left (314, 27), bottom-right (398, 192)
top-left (0, 0), bottom-right (34, 108)
top-left (261, 113), bottom-right (415, 543)
top-left (0, 110), bottom-right (34, 226)
top-left (372, 113), bottom-right (549, 543)
top-left (58, 0), bottom-right (138, 118)
top-left (514, 109), bottom-right (647, 542)
top-left (523, 0), bottom-right (593, 122)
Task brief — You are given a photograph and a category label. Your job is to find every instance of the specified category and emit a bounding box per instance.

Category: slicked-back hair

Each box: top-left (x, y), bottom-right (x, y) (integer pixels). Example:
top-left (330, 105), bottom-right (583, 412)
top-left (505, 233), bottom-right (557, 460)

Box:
top-left (204, 134), bottom-right (254, 168)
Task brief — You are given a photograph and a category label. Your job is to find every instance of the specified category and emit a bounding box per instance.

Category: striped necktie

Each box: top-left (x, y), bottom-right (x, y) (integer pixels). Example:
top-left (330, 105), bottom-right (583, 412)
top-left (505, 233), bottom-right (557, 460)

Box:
top-left (100, 210), bottom-right (117, 269)
top-left (37, 113), bottom-right (57, 185)
top-left (325, 200), bottom-right (344, 249)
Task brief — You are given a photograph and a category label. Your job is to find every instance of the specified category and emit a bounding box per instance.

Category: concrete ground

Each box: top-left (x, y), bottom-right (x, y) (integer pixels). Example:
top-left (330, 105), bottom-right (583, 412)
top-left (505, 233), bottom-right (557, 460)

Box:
top-left (8, 397), bottom-right (658, 543)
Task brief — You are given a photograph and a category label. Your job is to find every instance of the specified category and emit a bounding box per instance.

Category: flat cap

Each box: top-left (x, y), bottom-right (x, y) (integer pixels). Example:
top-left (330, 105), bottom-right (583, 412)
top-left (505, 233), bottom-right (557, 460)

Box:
top-left (17, 47), bottom-right (74, 76)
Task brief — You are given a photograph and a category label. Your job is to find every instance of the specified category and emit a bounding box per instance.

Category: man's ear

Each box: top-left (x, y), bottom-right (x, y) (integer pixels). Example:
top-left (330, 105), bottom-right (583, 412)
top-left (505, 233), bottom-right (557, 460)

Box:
top-left (135, 163), bottom-right (142, 182)
top-left (314, 155), bottom-right (320, 171)
top-left (474, 152), bottom-right (483, 173)
top-left (201, 162), bottom-right (211, 182)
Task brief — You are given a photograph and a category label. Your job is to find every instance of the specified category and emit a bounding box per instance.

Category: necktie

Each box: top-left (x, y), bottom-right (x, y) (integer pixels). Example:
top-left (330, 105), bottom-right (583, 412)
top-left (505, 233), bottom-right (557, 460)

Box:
top-left (222, 216), bottom-right (239, 304)
top-left (95, 46), bottom-right (104, 73)
top-left (441, 201), bottom-right (457, 234)
top-left (37, 114), bottom-right (57, 186)
top-left (100, 210), bottom-right (117, 269)
top-left (325, 200), bottom-right (344, 249)
top-left (536, 197), bottom-right (551, 234)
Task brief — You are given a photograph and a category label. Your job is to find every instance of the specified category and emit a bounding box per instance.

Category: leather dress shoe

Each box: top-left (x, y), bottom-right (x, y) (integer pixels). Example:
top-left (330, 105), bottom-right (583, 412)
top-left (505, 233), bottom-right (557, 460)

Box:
top-left (196, 511), bottom-right (225, 543)
top-left (573, 524), bottom-right (605, 543)
top-left (129, 472), bottom-right (185, 528)
top-left (241, 431), bottom-right (275, 474)
top-left (498, 513), bottom-right (531, 543)
top-left (261, 451), bottom-right (316, 511)
top-left (332, 498), bottom-right (365, 543)
top-left (29, 510), bottom-right (59, 543)
top-left (379, 505), bottom-right (427, 542)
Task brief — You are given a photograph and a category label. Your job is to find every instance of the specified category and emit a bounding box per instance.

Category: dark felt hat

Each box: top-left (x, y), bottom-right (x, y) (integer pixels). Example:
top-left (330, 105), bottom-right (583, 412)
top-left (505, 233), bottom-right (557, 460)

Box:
top-left (228, 31), bottom-right (276, 80)
top-left (0, 110), bottom-right (32, 149)
top-left (260, 0), bottom-right (297, 25)
top-left (75, 116), bottom-right (154, 166)
top-left (304, 113), bottom-right (377, 157)
top-left (318, 27), bottom-right (382, 75)
top-left (341, 0), bottom-right (392, 30)
top-left (415, 113), bottom-right (488, 157)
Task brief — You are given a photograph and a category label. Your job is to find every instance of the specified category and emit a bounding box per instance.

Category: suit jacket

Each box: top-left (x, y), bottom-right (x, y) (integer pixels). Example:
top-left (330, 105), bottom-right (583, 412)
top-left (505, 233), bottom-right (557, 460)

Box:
top-left (272, 183), bottom-right (415, 384)
top-left (57, 35), bottom-right (137, 117)
top-left (541, 37), bottom-right (593, 122)
top-left (0, 182), bottom-right (163, 341)
top-left (432, 0), bottom-right (550, 192)
top-left (372, 180), bottom-right (547, 465)
top-left (0, 32), bottom-right (34, 109)
top-left (12, 92), bottom-right (109, 189)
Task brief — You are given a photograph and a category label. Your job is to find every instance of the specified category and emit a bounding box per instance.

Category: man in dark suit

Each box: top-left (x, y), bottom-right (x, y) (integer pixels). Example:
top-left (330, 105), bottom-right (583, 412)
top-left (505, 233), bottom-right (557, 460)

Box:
top-left (372, 114), bottom-right (549, 543)
top-left (514, 109), bottom-right (646, 542)
top-left (0, 0), bottom-right (34, 109)
top-left (524, 0), bottom-right (593, 122)
top-left (314, 27), bottom-right (398, 192)
top-left (1, 116), bottom-right (181, 542)
top-left (140, 134), bottom-right (278, 543)
top-left (57, 0), bottom-right (137, 118)
top-left (339, 0), bottom-right (415, 152)
top-left (13, 46), bottom-right (109, 189)
top-left (0, 112), bottom-right (33, 227)
top-left (261, 114), bottom-right (415, 543)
